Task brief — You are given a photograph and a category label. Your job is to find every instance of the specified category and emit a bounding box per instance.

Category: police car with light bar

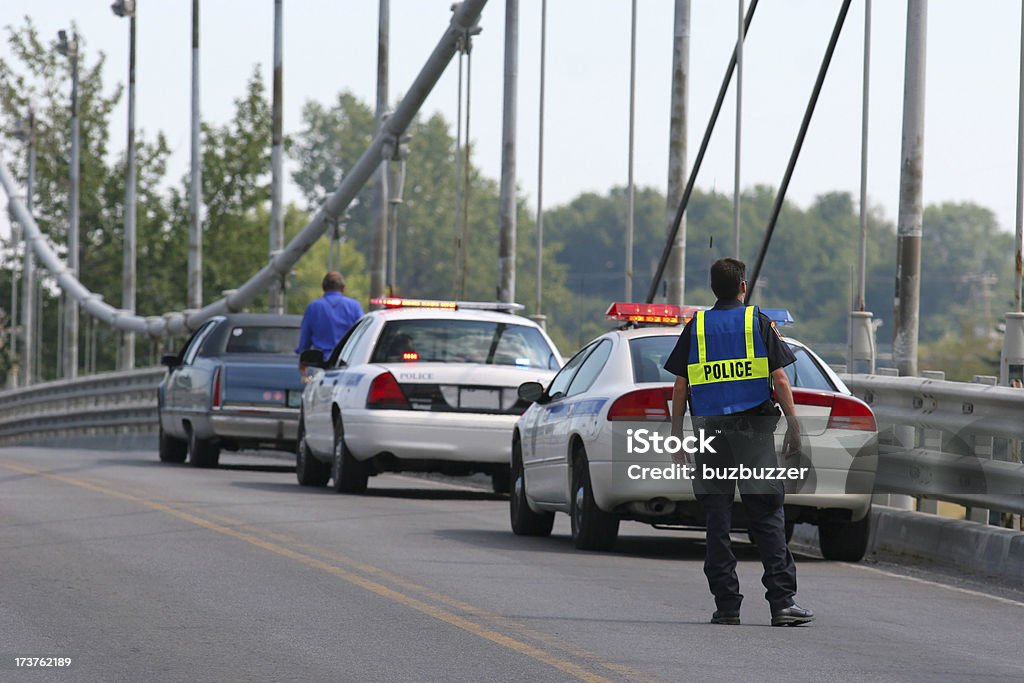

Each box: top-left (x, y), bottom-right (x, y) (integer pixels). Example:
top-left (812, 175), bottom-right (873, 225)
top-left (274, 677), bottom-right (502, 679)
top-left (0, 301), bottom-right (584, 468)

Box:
top-left (296, 298), bottom-right (563, 493)
top-left (510, 303), bottom-right (878, 561)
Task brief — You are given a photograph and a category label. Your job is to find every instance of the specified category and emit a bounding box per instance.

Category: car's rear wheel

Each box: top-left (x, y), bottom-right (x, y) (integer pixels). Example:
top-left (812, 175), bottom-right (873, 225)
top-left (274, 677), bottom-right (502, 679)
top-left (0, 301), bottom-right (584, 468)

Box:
top-left (491, 465), bottom-right (511, 494)
top-left (570, 449), bottom-right (619, 551)
top-left (819, 514), bottom-right (870, 562)
top-left (332, 416), bottom-right (368, 494)
top-left (158, 422), bottom-right (187, 463)
top-left (509, 438), bottom-right (554, 537)
top-left (296, 418), bottom-right (330, 487)
top-left (188, 427), bottom-right (220, 468)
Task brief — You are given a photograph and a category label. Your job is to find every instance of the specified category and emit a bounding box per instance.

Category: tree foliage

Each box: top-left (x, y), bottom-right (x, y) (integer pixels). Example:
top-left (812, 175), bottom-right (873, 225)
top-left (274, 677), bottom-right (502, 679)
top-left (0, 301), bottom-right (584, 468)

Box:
top-left (0, 17), bottom-right (1018, 383)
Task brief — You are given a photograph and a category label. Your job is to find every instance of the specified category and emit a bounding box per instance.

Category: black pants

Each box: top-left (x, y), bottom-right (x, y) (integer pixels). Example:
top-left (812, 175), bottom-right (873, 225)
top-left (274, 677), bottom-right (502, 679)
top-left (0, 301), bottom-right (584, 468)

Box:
top-left (694, 426), bottom-right (797, 613)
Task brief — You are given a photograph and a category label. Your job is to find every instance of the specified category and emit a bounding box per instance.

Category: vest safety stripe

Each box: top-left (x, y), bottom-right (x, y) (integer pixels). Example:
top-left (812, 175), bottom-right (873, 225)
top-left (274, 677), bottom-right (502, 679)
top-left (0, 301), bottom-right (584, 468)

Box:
top-left (696, 310), bottom-right (707, 364)
top-left (744, 305), bottom-right (755, 360)
top-left (687, 356), bottom-right (769, 386)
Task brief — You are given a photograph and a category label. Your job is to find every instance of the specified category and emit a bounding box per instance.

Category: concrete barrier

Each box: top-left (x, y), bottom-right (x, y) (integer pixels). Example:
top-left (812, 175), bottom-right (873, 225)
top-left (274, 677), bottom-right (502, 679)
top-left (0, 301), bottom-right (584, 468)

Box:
top-left (792, 506), bottom-right (1024, 585)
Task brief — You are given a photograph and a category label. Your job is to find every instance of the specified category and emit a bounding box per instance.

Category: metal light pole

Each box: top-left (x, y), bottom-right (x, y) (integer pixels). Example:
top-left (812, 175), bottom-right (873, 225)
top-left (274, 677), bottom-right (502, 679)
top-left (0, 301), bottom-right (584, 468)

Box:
top-left (386, 140), bottom-right (409, 294)
top-left (625, 0), bottom-right (637, 301)
top-left (113, 0), bottom-right (137, 369)
top-left (664, 0), bottom-right (689, 306)
top-left (268, 0), bottom-right (285, 314)
top-left (1000, 1), bottom-right (1024, 388)
top-left (497, 0), bottom-right (518, 304)
top-left (893, 0), bottom-right (927, 378)
top-left (850, 0), bottom-right (875, 374)
top-left (188, 0), bottom-right (203, 310)
top-left (370, 0), bottom-right (390, 303)
top-left (7, 198), bottom-right (19, 387)
top-left (13, 110), bottom-right (36, 385)
top-left (533, 0), bottom-right (547, 322)
top-left (734, 0), bottom-right (744, 258)
top-left (57, 29), bottom-right (80, 380)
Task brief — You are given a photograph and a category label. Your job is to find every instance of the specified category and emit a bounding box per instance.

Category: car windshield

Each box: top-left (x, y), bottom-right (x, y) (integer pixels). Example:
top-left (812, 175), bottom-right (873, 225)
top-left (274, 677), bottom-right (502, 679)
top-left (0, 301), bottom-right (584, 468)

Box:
top-left (628, 335), bottom-right (836, 392)
top-left (224, 326), bottom-right (298, 354)
top-left (371, 319), bottom-right (559, 369)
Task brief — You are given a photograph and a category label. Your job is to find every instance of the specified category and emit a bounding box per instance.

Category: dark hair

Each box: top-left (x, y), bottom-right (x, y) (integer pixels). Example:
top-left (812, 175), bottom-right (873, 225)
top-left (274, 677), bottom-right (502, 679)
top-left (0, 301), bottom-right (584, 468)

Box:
top-left (322, 271), bottom-right (346, 292)
top-left (710, 258), bottom-right (745, 300)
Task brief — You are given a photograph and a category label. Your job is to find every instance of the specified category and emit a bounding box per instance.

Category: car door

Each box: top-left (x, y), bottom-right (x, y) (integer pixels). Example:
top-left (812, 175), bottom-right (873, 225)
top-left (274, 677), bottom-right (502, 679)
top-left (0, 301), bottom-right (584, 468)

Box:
top-left (523, 342), bottom-right (598, 504)
top-left (164, 320), bottom-right (218, 431)
top-left (307, 318), bottom-right (373, 453)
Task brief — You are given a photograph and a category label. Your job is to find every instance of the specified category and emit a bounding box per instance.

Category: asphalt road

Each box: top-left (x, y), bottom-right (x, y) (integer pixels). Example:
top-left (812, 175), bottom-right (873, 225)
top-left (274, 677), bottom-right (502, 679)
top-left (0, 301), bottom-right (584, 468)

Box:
top-left (1, 447), bottom-right (1022, 683)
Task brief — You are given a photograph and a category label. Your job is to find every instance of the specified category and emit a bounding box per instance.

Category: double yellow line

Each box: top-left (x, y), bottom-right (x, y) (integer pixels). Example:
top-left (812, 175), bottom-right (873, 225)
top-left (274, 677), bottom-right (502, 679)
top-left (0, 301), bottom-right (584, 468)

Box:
top-left (0, 461), bottom-right (657, 683)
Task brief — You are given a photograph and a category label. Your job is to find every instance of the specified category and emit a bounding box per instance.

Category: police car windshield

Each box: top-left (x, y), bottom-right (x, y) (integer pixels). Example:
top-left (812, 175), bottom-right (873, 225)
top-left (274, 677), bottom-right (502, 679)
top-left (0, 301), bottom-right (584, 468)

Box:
top-left (629, 334), bottom-right (837, 391)
top-left (371, 319), bottom-right (559, 369)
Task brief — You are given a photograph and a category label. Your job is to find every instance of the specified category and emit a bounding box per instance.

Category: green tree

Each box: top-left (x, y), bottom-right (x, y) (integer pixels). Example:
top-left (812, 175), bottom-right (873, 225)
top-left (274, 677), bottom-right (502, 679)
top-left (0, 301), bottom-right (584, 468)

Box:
top-left (0, 18), bottom-right (125, 377)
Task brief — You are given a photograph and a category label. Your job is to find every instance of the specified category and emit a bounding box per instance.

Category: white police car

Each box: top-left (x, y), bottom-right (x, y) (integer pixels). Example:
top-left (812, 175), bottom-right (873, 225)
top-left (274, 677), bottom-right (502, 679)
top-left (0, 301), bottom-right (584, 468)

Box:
top-left (296, 298), bottom-right (562, 494)
top-left (510, 303), bottom-right (878, 561)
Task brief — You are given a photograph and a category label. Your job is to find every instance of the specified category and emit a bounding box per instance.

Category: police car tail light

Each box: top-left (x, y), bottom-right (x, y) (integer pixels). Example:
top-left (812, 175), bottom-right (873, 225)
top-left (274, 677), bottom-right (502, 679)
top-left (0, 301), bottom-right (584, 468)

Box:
top-left (791, 389), bottom-right (875, 432)
top-left (367, 371), bottom-right (410, 410)
top-left (605, 302), bottom-right (681, 325)
top-left (607, 387), bottom-right (674, 421)
top-left (827, 395), bottom-right (876, 432)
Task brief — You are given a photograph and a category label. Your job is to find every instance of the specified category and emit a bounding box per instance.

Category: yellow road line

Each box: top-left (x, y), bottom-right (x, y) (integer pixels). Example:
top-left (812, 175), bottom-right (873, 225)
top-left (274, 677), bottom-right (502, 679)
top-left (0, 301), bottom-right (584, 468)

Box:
top-left (1, 461), bottom-right (621, 683)
top-left (182, 505), bottom-right (657, 683)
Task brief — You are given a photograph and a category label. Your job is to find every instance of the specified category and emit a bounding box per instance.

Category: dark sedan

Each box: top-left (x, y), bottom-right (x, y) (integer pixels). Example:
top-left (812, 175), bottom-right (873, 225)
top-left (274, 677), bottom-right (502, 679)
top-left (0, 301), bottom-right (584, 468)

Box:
top-left (158, 313), bottom-right (304, 467)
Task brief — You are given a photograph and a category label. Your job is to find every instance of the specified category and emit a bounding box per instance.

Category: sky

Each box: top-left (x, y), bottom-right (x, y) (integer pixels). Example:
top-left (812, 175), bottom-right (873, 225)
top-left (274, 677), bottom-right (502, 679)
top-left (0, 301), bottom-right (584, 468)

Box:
top-left (2, 0), bottom-right (1024, 246)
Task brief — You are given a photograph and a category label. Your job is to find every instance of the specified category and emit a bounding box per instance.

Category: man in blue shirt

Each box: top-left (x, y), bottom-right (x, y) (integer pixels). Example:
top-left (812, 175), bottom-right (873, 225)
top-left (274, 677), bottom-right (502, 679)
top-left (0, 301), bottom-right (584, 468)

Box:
top-left (295, 272), bottom-right (364, 363)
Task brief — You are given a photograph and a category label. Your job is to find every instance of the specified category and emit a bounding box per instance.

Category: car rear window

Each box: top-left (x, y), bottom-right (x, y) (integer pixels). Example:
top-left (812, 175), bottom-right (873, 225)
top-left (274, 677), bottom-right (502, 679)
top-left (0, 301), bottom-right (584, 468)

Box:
top-left (629, 335), bottom-right (679, 383)
top-left (370, 319), bottom-right (559, 369)
top-left (628, 335), bottom-right (837, 392)
top-left (225, 326), bottom-right (298, 354)
top-left (783, 344), bottom-right (836, 392)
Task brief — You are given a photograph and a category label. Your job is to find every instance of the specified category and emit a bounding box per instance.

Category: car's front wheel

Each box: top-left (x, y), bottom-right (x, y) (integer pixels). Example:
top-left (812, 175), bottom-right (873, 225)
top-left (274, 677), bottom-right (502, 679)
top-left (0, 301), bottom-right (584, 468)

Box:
top-left (296, 418), bottom-right (330, 487)
top-left (509, 438), bottom-right (554, 537)
top-left (570, 449), bottom-right (619, 551)
top-left (158, 421), bottom-right (187, 463)
top-left (819, 514), bottom-right (870, 562)
top-left (188, 427), bottom-right (220, 469)
top-left (331, 416), bottom-right (368, 494)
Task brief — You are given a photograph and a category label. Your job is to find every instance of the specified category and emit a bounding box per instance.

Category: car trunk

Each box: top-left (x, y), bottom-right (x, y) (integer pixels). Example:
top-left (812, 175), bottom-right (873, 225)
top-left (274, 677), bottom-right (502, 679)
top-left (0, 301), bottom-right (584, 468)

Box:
top-left (378, 362), bottom-right (555, 415)
top-left (220, 355), bottom-right (305, 408)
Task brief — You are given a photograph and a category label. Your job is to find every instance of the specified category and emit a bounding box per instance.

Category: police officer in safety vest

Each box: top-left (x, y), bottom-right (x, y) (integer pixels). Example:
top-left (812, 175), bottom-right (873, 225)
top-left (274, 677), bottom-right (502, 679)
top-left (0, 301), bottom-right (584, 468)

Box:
top-left (664, 258), bottom-right (814, 627)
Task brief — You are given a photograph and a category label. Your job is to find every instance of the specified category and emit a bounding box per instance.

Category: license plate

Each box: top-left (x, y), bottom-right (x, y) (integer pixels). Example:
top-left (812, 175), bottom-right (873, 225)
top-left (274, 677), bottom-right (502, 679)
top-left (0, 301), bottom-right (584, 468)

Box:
top-left (459, 388), bottom-right (501, 410)
top-left (287, 390), bottom-right (302, 408)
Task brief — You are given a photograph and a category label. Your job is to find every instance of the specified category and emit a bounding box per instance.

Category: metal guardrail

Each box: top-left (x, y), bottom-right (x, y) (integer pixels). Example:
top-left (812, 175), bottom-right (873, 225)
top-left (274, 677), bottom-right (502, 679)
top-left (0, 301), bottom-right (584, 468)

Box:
top-left (0, 368), bottom-right (163, 446)
top-left (0, 368), bottom-right (1020, 521)
top-left (844, 373), bottom-right (1024, 518)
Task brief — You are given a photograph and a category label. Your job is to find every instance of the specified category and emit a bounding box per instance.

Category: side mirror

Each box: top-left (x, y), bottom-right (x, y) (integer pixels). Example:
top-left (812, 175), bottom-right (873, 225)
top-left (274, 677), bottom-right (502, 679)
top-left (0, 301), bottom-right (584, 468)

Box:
top-left (517, 381), bottom-right (546, 404)
top-left (300, 349), bottom-right (327, 369)
top-left (161, 354), bottom-right (179, 368)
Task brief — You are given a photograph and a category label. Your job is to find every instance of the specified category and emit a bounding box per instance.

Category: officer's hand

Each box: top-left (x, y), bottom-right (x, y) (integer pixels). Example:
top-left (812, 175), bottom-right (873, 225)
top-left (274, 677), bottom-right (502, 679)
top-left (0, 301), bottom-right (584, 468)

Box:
top-left (782, 417), bottom-right (802, 459)
top-left (671, 450), bottom-right (694, 467)
top-left (299, 363), bottom-right (310, 383)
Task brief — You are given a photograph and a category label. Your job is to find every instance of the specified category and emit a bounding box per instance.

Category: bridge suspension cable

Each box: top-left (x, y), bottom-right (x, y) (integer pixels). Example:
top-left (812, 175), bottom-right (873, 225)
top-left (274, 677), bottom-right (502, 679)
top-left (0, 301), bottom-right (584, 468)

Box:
top-left (0, 0), bottom-right (489, 340)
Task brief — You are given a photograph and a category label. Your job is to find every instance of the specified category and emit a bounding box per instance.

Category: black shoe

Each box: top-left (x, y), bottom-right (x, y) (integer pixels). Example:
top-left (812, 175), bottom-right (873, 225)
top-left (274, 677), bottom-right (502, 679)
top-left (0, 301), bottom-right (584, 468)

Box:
top-left (710, 610), bottom-right (740, 625)
top-left (770, 604), bottom-right (815, 627)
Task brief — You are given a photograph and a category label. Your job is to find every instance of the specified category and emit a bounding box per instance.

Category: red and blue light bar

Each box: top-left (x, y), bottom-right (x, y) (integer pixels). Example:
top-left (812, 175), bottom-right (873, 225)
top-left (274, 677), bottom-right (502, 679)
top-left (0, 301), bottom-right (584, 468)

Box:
top-left (605, 303), bottom-right (681, 325)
